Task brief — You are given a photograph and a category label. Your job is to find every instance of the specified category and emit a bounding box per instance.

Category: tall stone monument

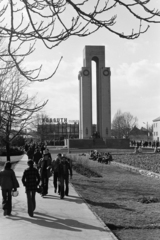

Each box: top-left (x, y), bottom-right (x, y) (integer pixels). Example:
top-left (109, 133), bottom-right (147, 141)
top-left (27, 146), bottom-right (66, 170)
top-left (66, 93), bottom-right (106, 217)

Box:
top-left (78, 46), bottom-right (111, 139)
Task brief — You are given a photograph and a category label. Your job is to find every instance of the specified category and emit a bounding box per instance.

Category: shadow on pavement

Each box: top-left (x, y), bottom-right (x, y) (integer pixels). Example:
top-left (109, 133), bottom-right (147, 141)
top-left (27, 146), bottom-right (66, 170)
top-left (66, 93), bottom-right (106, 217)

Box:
top-left (43, 194), bottom-right (84, 204)
top-left (86, 199), bottom-right (134, 211)
top-left (8, 211), bottom-right (107, 232)
top-left (66, 195), bottom-right (81, 199)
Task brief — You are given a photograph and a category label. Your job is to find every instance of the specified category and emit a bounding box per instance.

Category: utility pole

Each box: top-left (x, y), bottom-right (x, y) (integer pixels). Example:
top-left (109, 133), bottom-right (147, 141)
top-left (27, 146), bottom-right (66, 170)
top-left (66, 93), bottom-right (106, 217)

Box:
top-left (143, 122), bottom-right (148, 141)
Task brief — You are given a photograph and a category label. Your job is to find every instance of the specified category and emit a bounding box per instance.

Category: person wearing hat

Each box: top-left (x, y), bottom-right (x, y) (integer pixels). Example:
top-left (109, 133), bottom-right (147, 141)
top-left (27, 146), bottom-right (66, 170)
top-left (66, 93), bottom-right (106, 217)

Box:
top-left (22, 160), bottom-right (40, 217)
top-left (0, 161), bottom-right (19, 216)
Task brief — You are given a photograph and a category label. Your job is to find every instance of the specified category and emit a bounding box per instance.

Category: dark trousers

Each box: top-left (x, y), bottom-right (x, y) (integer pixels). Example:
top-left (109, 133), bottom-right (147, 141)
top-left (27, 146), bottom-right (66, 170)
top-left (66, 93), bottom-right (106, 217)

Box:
top-left (2, 189), bottom-right (12, 215)
top-left (59, 175), bottom-right (69, 199)
top-left (41, 176), bottom-right (49, 195)
top-left (53, 172), bottom-right (60, 193)
top-left (26, 191), bottom-right (36, 217)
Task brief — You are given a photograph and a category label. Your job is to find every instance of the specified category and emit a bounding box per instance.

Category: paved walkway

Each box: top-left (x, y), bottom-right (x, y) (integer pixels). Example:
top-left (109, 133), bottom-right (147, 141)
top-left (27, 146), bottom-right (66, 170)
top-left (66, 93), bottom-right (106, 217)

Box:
top-left (0, 155), bottom-right (117, 240)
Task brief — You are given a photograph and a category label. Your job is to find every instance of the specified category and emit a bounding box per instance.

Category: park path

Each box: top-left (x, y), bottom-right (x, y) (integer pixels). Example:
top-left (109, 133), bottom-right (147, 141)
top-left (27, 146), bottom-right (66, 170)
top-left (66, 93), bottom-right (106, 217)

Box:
top-left (0, 154), bottom-right (117, 240)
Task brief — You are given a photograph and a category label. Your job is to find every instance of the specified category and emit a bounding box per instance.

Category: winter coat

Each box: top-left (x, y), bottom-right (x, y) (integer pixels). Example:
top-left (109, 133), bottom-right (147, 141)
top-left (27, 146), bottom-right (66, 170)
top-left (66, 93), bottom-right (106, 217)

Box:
top-left (22, 167), bottom-right (40, 191)
top-left (33, 151), bottom-right (42, 165)
top-left (0, 169), bottom-right (19, 190)
top-left (51, 158), bottom-right (60, 173)
top-left (58, 159), bottom-right (72, 178)
top-left (38, 157), bottom-right (52, 178)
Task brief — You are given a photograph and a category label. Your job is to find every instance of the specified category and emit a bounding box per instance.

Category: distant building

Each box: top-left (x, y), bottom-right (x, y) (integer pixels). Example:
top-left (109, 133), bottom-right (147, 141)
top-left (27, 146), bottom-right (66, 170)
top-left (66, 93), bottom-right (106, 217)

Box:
top-left (128, 126), bottom-right (152, 141)
top-left (153, 117), bottom-right (160, 141)
top-left (37, 123), bottom-right (97, 141)
top-left (37, 123), bottom-right (79, 141)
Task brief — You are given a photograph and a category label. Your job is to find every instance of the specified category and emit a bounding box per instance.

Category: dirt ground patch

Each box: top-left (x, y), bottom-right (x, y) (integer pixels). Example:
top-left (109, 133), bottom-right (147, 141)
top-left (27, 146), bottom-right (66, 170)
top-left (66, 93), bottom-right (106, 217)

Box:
top-left (71, 157), bottom-right (160, 240)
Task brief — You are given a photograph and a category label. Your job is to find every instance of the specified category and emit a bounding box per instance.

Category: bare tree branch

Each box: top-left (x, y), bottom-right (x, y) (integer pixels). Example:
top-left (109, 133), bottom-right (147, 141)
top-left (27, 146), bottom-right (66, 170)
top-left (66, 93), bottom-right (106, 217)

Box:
top-left (0, 64), bottom-right (48, 160)
top-left (112, 109), bottom-right (138, 138)
top-left (0, 0), bottom-right (159, 81)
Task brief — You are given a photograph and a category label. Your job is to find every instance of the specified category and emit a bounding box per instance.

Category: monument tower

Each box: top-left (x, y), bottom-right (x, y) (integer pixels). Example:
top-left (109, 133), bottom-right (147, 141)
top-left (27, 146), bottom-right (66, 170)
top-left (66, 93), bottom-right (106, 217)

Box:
top-left (78, 46), bottom-right (111, 139)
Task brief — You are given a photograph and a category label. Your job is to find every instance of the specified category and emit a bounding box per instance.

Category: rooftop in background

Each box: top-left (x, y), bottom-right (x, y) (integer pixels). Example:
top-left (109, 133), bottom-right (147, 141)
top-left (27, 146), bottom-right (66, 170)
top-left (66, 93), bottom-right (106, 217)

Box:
top-left (153, 117), bottom-right (160, 122)
top-left (129, 126), bottom-right (148, 135)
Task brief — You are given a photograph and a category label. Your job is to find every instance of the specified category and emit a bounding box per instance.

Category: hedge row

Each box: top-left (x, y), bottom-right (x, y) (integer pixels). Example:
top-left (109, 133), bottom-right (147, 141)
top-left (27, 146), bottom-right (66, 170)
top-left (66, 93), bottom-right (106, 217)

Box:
top-left (0, 147), bottom-right (24, 156)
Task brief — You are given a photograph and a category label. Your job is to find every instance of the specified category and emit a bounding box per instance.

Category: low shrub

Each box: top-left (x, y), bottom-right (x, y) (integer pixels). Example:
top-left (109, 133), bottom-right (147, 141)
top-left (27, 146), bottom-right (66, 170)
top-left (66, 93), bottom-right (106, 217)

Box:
top-left (73, 163), bottom-right (101, 178)
top-left (69, 154), bottom-right (103, 178)
top-left (138, 196), bottom-right (160, 204)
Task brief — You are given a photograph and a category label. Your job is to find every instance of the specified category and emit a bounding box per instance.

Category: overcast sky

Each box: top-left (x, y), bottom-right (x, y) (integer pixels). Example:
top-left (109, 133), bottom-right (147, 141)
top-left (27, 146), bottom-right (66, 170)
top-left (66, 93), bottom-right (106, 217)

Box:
top-left (26, 1), bottom-right (160, 129)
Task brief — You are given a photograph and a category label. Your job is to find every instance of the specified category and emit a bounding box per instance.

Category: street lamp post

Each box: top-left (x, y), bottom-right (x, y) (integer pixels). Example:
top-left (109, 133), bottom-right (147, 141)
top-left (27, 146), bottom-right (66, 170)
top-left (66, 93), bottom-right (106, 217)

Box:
top-left (143, 122), bottom-right (148, 141)
top-left (53, 132), bottom-right (55, 147)
top-left (67, 126), bottom-right (70, 154)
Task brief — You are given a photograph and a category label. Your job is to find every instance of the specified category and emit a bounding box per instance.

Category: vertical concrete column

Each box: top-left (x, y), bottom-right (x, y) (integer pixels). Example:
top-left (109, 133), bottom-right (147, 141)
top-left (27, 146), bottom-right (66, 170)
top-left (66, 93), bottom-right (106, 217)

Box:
top-left (101, 67), bottom-right (111, 138)
top-left (78, 45), bottom-right (111, 140)
top-left (78, 71), bottom-right (83, 139)
top-left (78, 67), bottom-right (92, 139)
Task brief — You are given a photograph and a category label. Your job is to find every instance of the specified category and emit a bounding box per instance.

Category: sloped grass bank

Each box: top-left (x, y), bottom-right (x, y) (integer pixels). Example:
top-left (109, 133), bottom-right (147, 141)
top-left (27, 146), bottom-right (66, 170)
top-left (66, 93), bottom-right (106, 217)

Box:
top-left (70, 153), bottom-right (160, 240)
top-left (113, 153), bottom-right (160, 173)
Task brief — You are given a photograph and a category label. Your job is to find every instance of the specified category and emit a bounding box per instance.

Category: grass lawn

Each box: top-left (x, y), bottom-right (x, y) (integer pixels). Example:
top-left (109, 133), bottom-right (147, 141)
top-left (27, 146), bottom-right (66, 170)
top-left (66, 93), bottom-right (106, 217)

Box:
top-left (70, 153), bottom-right (160, 240)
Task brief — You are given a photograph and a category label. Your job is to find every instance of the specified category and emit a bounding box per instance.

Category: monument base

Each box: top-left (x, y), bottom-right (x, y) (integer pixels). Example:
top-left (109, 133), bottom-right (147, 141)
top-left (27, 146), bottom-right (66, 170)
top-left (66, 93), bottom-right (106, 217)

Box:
top-left (67, 138), bottom-right (130, 149)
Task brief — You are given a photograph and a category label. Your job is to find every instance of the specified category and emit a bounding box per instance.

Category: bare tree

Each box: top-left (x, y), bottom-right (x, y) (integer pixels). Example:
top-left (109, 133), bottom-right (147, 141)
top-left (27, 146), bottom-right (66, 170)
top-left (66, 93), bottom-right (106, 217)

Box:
top-left (0, 1), bottom-right (159, 81)
top-left (0, 67), bottom-right (48, 161)
top-left (29, 112), bottom-right (49, 141)
top-left (112, 109), bottom-right (138, 138)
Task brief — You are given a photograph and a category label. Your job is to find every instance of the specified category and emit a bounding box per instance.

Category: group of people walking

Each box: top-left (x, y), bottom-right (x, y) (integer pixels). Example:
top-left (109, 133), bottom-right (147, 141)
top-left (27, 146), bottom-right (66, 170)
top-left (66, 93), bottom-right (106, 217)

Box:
top-left (52, 153), bottom-right (72, 198)
top-left (0, 145), bottom-right (72, 218)
top-left (130, 140), bottom-right (159, 148)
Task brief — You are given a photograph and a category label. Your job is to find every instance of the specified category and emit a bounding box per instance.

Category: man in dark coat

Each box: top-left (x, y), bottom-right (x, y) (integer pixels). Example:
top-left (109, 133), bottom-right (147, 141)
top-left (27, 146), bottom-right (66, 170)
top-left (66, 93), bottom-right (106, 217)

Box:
top-left (37, 154), bottom-right (52, 196)
top-left (22, 160), bottom-right (40, 217)
top-left (0, 162), bottom-right (19, 216)
top-left (57, 156), bottom-right (72, 199)
top-left (33, 148), bottom-right (42, 166)
top-left (27, 147), bottom-right (34, 160)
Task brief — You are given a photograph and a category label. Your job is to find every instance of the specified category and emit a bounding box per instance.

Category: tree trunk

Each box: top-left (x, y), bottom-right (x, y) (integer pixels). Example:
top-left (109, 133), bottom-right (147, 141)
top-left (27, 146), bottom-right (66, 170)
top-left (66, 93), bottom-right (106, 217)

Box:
top-left (6, 141), bottom-right (11, 161)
